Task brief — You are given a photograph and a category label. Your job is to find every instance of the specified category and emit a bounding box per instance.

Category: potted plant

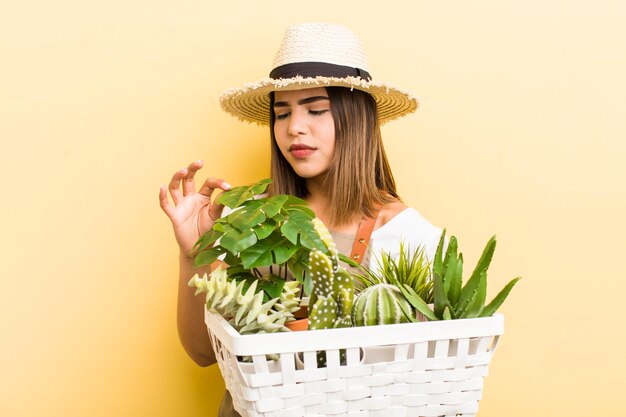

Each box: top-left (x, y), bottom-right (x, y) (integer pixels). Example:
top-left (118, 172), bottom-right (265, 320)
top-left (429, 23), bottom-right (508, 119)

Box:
top-left (299, 218), bottom-right (356, 366)
top-left (401, 229), bottom-right (521, 321)
top-left (199, 197), bottom-right (521, 416)
top-left (348, 241), bottom-right (433, 326)
top-left (188, 178), bottom-right (329, 334)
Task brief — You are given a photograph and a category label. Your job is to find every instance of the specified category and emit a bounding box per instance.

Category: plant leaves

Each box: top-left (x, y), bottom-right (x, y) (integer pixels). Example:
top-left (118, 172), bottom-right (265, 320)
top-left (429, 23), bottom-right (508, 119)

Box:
top-left (397, 294), bottom-right (418, 323)
top-left (216, 178), bottom-right (272, 208)
top-left (239, 233), bottom-right (298, 269)
top-left (401, 285), bottom-right (437, 321)
top-left (283, 196), bottom-right (315, 217)
top-left (433, 229), bottom-right (446, 282)
top-left (287, 248), bottom-right (311, 288)
top-left (225, 264), bottom-right (248, 276)
top-left (223, 250), bottom-right (241, 267)
top-left (227, 200), bottom-right (266, 231)
top-left (257, 275), bottom-right (286, 300)
top-left (193, 228), bottom-right (221, 253)
top-left (433, 267), bottom-right (451, 319)
top-left (226, 267), bottom-right (256, 282)
top-left (456, 235), bottom-right (496, 315)
top-left (463, 271), bottom-right (487, 318)
top-left (456, 270), bottom-right (486, 318)
top-left (442, 236), bottom-right (458, 293)
top-left (194, 246), bottom-right (224, 267)
top-left (280, 211), bottom-right (324, 250)
top-left (219, 227), bottom-right (258, 253)
top-left (253, 221), bottom-right (276, 240)
top-left (442, 242), bottom-right (457, 295)
top-left (303, 272), bottom-right (312, 296)
top-left (259, 194), bottom-right (289, 218)
top-left (448, 254), bottom-right (463, 306)
top-left (480, 277), bottom-right (522, 317)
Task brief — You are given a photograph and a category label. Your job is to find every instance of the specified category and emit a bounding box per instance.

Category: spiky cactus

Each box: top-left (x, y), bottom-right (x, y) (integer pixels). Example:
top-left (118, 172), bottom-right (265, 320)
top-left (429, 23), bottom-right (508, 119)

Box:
top-left (189, 266), bottom-right (301, 334)
top-left (308, 219), bottom-right (354, 331)
top-left (306, 219), bottom-right (355, 367)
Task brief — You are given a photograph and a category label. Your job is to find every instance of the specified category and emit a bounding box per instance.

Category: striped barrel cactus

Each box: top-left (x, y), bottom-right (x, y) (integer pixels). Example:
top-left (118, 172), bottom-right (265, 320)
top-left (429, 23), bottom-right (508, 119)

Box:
top-left (352, 283), bottom-right (414, 326)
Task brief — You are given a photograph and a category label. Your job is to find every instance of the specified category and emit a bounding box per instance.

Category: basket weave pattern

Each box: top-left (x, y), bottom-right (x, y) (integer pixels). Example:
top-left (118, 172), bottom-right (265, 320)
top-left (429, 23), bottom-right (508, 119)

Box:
top-left (207, 312), bottom-right (504, 417)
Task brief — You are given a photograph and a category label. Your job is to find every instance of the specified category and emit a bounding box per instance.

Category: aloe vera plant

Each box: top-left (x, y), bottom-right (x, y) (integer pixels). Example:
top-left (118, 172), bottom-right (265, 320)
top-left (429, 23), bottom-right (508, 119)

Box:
top-left (402, 230), bottom-right (521, 320)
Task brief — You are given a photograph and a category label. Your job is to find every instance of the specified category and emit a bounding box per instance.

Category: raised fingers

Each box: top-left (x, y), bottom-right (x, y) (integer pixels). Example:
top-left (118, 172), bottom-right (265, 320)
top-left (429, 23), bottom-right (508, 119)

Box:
top-left (167, 168), bottom-right (189, 205)
top-left (159, 185), bottom-right (174, 218)
top-left (182, 160), bottom-right (204, 196)
top-left (198, 177), bottom-right (232, 199)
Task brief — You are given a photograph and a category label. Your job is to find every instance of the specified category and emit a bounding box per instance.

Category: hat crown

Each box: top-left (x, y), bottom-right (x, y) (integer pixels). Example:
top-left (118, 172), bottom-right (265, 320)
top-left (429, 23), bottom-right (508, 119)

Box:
top-left (272, 23), bottom-right (369, 72)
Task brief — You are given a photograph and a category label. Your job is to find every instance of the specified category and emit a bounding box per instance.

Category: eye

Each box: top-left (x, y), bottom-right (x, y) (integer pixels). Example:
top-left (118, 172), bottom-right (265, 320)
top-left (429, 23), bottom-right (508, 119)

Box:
top-left (275, 112), bottom-right (289, 120)
top-left (309, 109), bottom-right (329, 116)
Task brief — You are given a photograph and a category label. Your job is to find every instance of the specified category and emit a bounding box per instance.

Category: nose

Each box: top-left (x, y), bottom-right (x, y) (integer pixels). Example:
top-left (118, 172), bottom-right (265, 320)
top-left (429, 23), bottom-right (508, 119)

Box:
top-left (287, 110), bottom-right (307, 137)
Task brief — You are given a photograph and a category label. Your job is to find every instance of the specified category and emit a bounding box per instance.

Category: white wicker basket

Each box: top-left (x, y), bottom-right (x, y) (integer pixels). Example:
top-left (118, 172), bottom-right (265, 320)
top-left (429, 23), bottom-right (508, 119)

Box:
top-left (206, 311), bottom-right (504, 417)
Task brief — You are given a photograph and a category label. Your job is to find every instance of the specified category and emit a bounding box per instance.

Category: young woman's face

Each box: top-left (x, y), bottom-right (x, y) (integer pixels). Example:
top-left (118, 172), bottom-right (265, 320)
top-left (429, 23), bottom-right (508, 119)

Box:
top-left (273, 88), bottom-right (335, 180)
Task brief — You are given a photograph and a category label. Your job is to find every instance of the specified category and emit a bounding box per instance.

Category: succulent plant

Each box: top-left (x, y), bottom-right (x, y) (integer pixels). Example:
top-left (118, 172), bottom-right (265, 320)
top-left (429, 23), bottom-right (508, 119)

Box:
top-left (402, 230), bottom-right (521, 320)
top-left (189, 266), bottom-right (301, 334)
top-left (308, 218), bottom-right (354, 330)
top-left (306, 218), bottom-right (355, 367)
top-left (349, 242), bottom-right (431, 325)
top-left (352, 283), bottom-right (414, 326)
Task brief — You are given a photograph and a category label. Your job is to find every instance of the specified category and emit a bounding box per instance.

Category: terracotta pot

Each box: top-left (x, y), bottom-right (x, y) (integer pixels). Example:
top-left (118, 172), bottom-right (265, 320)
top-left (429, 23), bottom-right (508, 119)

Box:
top-left (285, 318), bottom-right (309, 331)
top-left (293, 297), bottom-right (309, 319)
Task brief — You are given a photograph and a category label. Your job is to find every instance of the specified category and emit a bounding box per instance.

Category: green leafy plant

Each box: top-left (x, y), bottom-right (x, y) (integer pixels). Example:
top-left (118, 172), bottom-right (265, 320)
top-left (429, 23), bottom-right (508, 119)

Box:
top-left (193, 178), bottom-right (327, 301)
top-left (403, 230), bottom-right (521, 320)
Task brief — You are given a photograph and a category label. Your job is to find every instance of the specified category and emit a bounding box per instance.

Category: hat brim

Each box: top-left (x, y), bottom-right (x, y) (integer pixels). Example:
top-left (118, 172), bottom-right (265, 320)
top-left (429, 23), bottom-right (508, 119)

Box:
top-left (219, 75), bottom-right (419, 125)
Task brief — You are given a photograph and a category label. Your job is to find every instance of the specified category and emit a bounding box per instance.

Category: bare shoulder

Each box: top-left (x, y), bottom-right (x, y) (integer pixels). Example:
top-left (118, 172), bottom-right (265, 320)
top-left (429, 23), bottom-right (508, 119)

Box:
top-left (375, 200), bottom-right (408, 229)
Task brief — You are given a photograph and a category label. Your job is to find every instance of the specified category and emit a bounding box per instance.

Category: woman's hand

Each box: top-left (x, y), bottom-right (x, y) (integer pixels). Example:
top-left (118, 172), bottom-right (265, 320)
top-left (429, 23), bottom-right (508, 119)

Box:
top-left (159, 160), bottom-right (231, 258)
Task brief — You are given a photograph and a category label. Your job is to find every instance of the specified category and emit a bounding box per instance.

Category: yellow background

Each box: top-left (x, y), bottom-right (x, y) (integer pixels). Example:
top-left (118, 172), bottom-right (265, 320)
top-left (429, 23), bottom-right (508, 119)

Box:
top-left (2, 1), bottom-right (625, 416)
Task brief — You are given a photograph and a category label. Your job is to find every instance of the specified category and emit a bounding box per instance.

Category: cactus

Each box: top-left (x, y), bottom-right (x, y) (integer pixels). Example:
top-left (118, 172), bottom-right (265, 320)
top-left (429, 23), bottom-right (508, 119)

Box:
top-left (307, 218), bottom-right (354, 331)
top-left (352, 283), bottom-right (414, 326)
top-left (308, 250), bottom-right (354, 329)
top-left (349, 241), bottom-right (433, 325)
top-left (306, 219), bottom-right (355, 367)
top-left (189, 266), bottom-right (301, 334)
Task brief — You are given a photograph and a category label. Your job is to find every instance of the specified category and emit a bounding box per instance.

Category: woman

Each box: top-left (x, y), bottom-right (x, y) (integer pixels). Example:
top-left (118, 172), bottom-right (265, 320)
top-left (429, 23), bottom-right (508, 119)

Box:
top-left (159, 22), bottom-right (443, 415)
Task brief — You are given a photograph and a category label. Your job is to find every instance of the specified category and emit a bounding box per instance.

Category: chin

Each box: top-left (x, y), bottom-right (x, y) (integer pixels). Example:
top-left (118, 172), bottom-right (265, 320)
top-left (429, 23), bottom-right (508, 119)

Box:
top-left (293, 169), bottom-right (325, 180)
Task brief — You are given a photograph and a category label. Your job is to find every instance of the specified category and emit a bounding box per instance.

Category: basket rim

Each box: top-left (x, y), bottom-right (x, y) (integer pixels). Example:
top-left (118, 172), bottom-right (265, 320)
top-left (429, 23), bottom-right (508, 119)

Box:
top-left (206, 311), bottom-right (504, 356)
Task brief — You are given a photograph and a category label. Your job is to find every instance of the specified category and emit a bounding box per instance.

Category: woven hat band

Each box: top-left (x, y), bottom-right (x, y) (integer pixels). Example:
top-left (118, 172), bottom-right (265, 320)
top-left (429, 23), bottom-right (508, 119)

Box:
top-left (270, 62), bottom-right (372, 81)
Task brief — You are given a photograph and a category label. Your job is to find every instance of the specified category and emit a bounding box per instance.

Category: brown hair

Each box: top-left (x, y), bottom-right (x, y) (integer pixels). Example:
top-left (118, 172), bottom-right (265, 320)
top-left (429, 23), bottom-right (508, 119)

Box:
top-left (268, 87), bottom-right (399, 226)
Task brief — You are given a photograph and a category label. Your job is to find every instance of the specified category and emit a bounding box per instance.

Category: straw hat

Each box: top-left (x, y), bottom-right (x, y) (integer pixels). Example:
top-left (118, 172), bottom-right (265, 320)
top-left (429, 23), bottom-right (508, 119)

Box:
top-left (219, 23), bottom-right (419, 125)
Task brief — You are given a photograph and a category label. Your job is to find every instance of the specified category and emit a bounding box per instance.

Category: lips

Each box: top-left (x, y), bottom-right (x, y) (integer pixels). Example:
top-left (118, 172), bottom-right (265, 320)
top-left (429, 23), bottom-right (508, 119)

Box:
top-left (289, 144), bottom-right (317, 159)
